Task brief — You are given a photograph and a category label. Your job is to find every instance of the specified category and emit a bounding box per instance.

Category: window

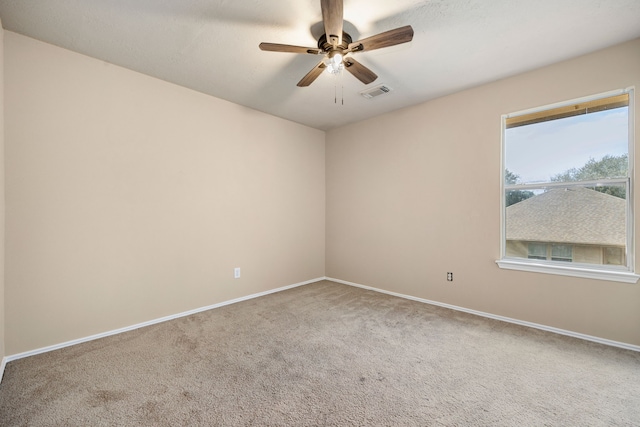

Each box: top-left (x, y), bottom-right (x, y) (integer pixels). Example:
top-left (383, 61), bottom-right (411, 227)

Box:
top-left (497, 89), bottom-right (638, 283)
top-left (526, 243), bottom-right (573, 262)
top-left (527, 243), bottom-right (547, 260)
top-left (551, 244), bottom-right (572, 262)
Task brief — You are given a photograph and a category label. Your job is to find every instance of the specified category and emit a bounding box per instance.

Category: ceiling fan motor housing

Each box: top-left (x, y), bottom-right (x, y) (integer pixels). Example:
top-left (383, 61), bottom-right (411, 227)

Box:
top-left (318, 32), bottom-right (353, 52)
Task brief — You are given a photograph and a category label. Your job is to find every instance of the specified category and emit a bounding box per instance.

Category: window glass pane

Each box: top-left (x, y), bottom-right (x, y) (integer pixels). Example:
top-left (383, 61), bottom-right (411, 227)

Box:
top-left (528, 243), bottom-right (547, 260)
top-left (551, 244), bottom-right (572, 262)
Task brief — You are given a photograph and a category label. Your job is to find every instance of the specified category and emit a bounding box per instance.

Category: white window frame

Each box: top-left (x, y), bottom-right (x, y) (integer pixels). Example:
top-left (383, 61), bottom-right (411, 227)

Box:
top-left (496, 88), bottom-right (639, 284)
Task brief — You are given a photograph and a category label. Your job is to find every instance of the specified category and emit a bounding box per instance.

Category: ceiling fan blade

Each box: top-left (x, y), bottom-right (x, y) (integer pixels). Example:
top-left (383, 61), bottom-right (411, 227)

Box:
top-left (344, 58), bottom-right (378, 85)
top-left (321, 0), bottom-right (343, 46)
top-left (259, 43), bottom-right (322, 55)
top-left (348, 25), bottom-right (414, 52)
top-left (297, 60), bottom-right (327, 87)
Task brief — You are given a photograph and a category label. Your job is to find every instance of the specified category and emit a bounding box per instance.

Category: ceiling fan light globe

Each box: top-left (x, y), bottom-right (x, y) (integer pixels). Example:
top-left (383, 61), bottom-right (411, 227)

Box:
top-left (326, 62), bottom-right (344, 75)
top-left (325, 51), bottom-right (344, 74)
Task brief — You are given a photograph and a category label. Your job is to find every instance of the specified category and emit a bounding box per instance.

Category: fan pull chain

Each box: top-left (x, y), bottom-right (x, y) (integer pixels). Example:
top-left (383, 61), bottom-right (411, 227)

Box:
top-left (333, 69), bottom-right (344, 105)
top-left (341, 69), bottom-right (344, 105)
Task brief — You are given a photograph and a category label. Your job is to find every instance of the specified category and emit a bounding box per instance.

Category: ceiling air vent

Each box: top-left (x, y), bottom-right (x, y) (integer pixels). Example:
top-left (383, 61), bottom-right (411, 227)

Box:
top-left (360, 85), bottom-right (393, 99)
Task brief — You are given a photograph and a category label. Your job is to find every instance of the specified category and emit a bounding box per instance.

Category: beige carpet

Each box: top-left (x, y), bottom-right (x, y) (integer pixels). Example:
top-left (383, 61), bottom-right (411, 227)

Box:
top-left (1, 280), bottom-right (639, 426)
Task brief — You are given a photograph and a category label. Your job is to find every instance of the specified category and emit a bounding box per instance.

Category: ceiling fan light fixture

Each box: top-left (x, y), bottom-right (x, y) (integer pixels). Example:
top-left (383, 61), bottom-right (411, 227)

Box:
top-left (325, 51), bottom-right (344, 74)
top-left (326, 62), bottom-right (344, 74)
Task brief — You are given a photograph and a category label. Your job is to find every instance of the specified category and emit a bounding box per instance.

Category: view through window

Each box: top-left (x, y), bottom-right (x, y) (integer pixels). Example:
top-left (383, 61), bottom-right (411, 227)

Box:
top-left (502, 91), bottom-right (632, 271)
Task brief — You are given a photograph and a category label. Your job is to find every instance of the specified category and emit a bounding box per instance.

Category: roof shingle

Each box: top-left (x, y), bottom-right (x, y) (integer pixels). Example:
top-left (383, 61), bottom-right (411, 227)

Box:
top-left (506, 187), bottom-right (625, 246)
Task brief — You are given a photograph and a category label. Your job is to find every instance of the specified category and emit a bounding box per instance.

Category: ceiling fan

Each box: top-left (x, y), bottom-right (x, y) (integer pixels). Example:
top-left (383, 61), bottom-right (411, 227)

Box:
top-left (259, 0), bottom-right (414, 87)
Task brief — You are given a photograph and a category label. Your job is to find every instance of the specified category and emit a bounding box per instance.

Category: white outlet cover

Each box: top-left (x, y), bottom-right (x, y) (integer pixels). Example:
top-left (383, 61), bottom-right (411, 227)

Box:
top-left (234, 268), bottom-right (241, 278)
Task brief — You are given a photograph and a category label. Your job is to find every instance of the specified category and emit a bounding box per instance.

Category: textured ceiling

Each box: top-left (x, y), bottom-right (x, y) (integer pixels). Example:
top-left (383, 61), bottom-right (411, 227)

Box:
top-left (0, 0), bottom-right (639, 130)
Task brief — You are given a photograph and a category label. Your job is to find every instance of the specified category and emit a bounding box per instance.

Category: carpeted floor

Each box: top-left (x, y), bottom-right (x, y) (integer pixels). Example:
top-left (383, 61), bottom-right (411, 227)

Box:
top-left (1, 280), bottom-right (639, 426)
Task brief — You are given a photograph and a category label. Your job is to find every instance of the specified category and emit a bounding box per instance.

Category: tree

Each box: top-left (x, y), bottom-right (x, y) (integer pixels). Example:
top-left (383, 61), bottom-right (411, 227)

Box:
top-left (551, 154), bottom-right (628, 199)
top-left (505, 169), bottom-right (534, 207)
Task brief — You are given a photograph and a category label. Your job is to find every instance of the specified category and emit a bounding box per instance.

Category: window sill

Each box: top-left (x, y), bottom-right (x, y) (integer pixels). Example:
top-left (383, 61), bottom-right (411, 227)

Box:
top-left (495, 259), bottom-right (640, 284)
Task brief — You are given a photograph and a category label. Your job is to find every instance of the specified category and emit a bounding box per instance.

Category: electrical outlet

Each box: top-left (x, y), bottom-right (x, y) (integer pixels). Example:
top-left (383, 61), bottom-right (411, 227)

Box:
top-left (234, 267), bottom-right (241, 279)
top-left (447, 272), bottom-right (453, 282)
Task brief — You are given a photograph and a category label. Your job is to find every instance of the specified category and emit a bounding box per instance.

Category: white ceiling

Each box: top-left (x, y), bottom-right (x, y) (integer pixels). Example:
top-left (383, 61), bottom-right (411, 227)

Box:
top-left (0, 0), bottom-right (639, 130)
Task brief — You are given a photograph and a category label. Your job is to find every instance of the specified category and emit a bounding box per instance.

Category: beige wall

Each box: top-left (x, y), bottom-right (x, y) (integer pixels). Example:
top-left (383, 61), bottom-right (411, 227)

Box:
top-left (0, 21), bottom-right (5, 362)
top-left (3, 29), bottom-right (640, 355)
top-left (4, 32), bottom-right (325, 355)
top-left (326, 38), bottom-right (640, 345)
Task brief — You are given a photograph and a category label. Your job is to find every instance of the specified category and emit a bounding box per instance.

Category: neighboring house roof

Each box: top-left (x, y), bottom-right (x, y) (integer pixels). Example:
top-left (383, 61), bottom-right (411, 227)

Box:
top-left (506, 187), bottom-right (625, 246)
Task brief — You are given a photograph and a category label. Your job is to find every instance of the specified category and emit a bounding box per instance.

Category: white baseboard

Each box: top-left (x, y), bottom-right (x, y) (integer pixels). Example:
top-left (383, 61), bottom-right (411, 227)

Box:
top-left (327, 277), bottom-right (640, 353)
top-left (0, 356), bottom-right (7, 384)
top-left (4, 277), bottom-right (326, 364)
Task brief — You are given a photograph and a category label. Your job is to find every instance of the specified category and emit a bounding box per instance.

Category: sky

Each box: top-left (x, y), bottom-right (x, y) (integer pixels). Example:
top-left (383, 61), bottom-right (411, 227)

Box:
top-left (505, 107), bottom-right (629, 184)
